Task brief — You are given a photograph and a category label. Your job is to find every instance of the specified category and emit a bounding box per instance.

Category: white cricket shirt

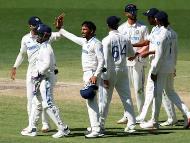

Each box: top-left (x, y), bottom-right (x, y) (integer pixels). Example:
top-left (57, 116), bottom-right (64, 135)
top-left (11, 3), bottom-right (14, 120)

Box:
top-left (118, 21), bottom-right (149, 66)
top-left (59, 29), bottom-right (104, 77)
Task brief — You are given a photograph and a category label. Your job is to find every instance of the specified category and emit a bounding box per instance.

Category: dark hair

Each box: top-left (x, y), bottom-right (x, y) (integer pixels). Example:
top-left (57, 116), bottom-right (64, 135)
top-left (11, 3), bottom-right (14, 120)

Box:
top-left (82, 21), bottom-right (96, 33)
top-left (107, 16), bottom-right (121, 30)
top-left (155, 11), bottom-right (170, 27)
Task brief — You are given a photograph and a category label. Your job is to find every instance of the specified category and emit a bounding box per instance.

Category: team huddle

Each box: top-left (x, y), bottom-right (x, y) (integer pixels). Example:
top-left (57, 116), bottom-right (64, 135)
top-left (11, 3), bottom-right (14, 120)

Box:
top-left (11, 3), bottom-right (190, 138)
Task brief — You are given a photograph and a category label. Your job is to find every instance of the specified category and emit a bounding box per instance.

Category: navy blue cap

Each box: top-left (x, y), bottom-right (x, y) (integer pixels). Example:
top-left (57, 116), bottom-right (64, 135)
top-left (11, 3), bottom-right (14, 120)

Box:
top-left (80, 84), bottom-right (98, 99)
top-left (143, 8), bottom-right (159, 17)
top-left (28, 16), bottom-right (42, 27)
top-left (37, 24), bottom-right (52, 36)
top-left (154, 11), bottom-right (168, 21)
top-left (107, 16), bottom-right (121, 27)
top-left (125, 4), bottom-right (138, 13)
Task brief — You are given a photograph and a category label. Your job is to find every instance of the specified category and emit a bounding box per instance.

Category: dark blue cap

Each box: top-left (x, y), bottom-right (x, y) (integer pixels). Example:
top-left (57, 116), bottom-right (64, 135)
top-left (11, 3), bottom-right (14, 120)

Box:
top-left (143, 8), bottom-right (159, 17)
top-left (28, 16), bottom-right (42, 27)
top-left (154, 11), bottom-right (168, 21)
top-left (80, 84), bottom-right (98, 99)
top-left (125, 4), bottom-right (138, 13)
top-left (37, 24), bottom-right (52, 35)
top-left (107, 16), bottom-right (121, 27)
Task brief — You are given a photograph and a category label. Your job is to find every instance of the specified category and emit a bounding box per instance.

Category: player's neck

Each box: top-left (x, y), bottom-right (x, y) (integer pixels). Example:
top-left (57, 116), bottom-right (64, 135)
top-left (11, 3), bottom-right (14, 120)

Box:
top-left (86, 35), bottom-right (94, 41)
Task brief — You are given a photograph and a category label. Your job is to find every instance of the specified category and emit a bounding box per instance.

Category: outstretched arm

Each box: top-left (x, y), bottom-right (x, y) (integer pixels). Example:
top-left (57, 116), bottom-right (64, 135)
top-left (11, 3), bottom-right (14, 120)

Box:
top-left (55, 13), bottom-right (84, 46)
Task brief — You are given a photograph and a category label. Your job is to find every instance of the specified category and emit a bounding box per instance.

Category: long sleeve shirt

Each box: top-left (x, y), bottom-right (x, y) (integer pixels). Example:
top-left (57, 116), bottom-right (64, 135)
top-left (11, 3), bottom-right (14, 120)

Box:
top-left (151, 26), bottom-right (177, 74)
top-left (59, 28), bottom-right (104, 77)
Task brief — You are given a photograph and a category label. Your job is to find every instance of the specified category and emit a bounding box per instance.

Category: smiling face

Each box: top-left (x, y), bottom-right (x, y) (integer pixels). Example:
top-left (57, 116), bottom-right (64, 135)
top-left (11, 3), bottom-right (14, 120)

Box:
top-left (81, 25), bottom-right (94, 40)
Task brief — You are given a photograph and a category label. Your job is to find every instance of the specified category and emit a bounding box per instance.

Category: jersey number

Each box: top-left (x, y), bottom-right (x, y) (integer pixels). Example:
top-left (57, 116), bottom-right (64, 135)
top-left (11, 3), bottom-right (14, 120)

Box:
top-left (112, 45), bottom-right (126, 61)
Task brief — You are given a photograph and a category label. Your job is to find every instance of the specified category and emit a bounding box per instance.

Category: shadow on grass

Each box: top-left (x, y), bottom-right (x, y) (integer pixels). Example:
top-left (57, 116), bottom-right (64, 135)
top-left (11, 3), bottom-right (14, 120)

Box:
top-left (37, 126), bottom-right (188, 138)
top-left (47, 127), bottom-right (174, 138)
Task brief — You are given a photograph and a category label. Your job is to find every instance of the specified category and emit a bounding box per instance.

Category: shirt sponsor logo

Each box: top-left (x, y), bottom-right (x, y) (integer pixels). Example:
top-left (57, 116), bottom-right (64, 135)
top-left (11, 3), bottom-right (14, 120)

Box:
top-left (130, 36), bottom-right (140, 41)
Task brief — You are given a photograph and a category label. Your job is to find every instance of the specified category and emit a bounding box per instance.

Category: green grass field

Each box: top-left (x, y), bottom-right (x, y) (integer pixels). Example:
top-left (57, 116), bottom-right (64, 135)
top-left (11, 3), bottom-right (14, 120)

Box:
top-left (0, 0), bottom-right (190, 143)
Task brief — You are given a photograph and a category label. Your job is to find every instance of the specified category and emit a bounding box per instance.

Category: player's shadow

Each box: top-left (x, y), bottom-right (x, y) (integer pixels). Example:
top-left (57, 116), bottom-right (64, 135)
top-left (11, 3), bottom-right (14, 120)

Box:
top-left (58, 127), bottom-right (174, 138)
top-left (100, 129), bottom-right (173, 138)
top-left (158, 119), bottom-right (188, 131)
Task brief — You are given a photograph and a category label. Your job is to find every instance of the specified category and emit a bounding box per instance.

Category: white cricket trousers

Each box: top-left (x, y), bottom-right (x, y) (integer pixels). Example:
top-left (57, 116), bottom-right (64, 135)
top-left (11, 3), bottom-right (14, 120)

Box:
top-left (83, 70), bottom-right (101, 132)
top-left (26, 67), bottom-right (50, 126)
top-left (99, 68), bottom-right (136, 128)
top-left (128, 64), bottom-right (145, 113)
top-left (29, 74), bottom-right (66, 130)
top-left (139, 70), bottom-right (177, 121)
top-left (152, 73), bottom-right (190, 122)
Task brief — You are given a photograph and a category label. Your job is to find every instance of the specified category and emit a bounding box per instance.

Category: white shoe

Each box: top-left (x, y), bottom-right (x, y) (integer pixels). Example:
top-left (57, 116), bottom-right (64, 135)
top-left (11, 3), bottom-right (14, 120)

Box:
top-left (124, 124), bottom-right (136, 133)
top-left (136, 116), bottom-right (144, 124)
top-left (52, 126), bottom-right (70, 138)
top-left (52, 127), bottom-right (71, 138)
top-left (21, 128), bottom-right (37, 137)
top-left (160, 119), bottom-right (178, 126)
top-left (140, 120), bottom-right (159, 129)
top-left (86, 126), bottom-right (105, 133)
top-left (41, 124), bottom-right (50, 133)
top-left (85, 131), bottom-right (104, 138)
top-left (117, 116), bottom-right (128, 124)
top-left (183, 115), bottom-right (190, 129)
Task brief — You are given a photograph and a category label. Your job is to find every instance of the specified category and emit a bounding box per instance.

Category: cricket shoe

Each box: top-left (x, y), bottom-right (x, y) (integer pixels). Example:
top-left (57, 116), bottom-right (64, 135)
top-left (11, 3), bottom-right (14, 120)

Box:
top-left (52, 126), bottom-right (70, 138)
top-left (86, 126), bottom-right (105, 134)
top-left (124, 124), bottom-right (136, 133)
top-left (136, 116), bottom-right (144, 124)
top-left (140, 120), bottom-right (159, 129)
top-left (183, 115), bottom-right (190, 129)
top-left (85, 131), bottom-right (104, 138)
top-left (117, 116), bottom-right (128, 124)
top-left (160, 118), bottom-right (178, 127)
top-left (21, 128), bottom-right (37, 137)
top-left (41, 124), bottom-right (50, 133)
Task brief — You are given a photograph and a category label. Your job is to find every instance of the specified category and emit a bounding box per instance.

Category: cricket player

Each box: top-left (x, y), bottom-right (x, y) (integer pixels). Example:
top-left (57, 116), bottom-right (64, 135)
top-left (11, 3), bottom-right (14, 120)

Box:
top-left (57, 18), bottom-right (104, 138)
top-left (11, 16), bottom-right (62, 132)
top-left (117, 3), bottom-right (149, 124)
top-left (99, 16), bottom-right (137, 133)
top-left (133, 8), bottom-right (178, 126)
top-left (139, 11), bottom-right (190, 129)
top-left (21, 24), bottom-right (70, 138)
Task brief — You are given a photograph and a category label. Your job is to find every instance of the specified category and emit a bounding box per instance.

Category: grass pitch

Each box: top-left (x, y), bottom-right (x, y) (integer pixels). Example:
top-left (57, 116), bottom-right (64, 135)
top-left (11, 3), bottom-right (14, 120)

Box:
top-left (0, 0), bottom-right (190, 143)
